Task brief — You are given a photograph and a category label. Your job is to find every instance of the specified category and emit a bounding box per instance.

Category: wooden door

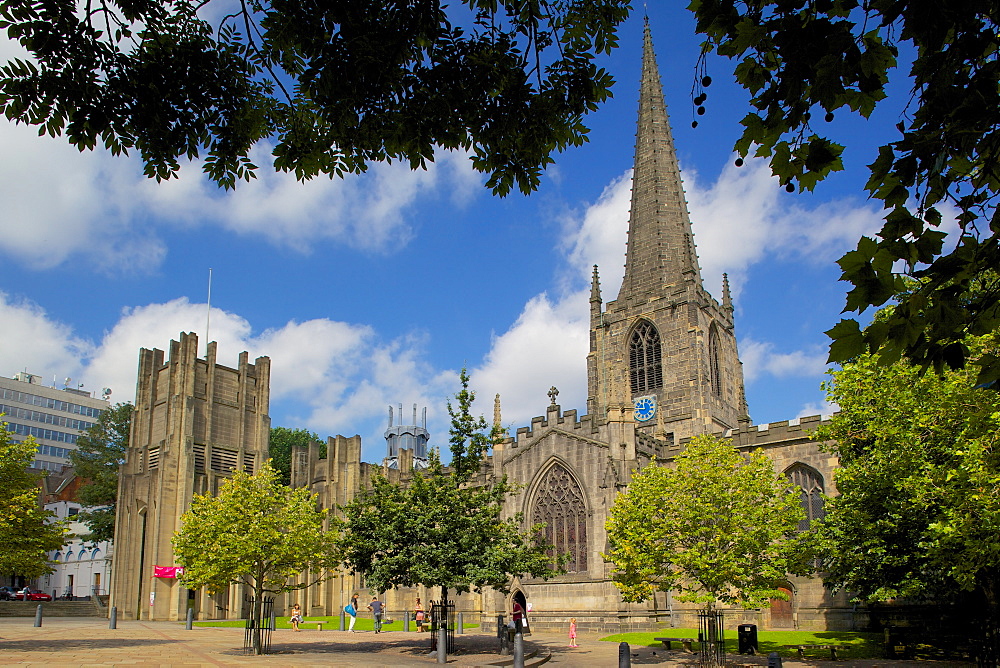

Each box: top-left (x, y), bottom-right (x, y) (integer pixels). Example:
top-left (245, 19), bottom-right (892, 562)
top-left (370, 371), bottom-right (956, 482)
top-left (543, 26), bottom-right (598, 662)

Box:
top-left (770, 587), bottom-right (794, 628)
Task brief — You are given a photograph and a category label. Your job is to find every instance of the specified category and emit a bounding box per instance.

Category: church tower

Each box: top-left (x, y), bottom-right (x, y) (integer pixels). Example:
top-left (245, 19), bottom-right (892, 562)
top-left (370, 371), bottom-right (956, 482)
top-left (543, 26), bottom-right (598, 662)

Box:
top-left (110, 333), bottom-right (271, 621)
top-left (586, 21), bottom-right (748, 443)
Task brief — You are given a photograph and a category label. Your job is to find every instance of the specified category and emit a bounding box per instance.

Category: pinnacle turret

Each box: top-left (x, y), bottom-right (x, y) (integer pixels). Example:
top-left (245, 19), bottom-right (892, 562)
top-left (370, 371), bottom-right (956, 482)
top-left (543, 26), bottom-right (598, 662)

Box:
top-left (618, 21), bottom-right (702, 302)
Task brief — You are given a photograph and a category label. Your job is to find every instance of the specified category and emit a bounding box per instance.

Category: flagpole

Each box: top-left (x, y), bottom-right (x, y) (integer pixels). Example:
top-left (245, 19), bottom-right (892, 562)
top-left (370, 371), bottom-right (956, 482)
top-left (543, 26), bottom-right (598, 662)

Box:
top-left (205, 268), bottom-right (212, 355)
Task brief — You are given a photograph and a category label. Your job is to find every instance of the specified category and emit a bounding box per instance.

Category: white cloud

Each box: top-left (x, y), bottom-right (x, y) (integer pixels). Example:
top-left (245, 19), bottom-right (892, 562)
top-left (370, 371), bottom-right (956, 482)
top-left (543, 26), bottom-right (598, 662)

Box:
top-left (0, 106), bottom-right (480, 272)
top-left (0, 293), bottom-right (93, 385)
top-left (472, 292), bottom-right (589, 428)
top-left (686, 157), bottom-right (885, 299)
top-left (739, 338), bottom-right (829, 383)
top-left (796, 400), bottom-right (839, 419)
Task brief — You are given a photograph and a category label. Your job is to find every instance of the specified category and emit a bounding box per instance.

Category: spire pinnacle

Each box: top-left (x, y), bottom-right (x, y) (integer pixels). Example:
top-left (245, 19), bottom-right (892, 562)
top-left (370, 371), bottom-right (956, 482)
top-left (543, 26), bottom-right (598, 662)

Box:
top-left (618, 23), bottom-right (703, 301)
top-left (590, 265), bottom-right (602, 304)
top-left (722, 273), bottom-right (733, 311)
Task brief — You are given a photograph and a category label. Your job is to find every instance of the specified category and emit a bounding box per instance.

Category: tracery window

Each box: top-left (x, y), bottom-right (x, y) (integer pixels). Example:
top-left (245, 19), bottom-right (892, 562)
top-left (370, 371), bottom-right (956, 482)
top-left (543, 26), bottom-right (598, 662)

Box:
top-left (786, 464), bottom-right (825, 531)
top-left (532, 463), bottom-right (588, 572)
top-left (708, 324), bottom-right (723, 397)
top-left (629, 321), bottom-right (663, 394)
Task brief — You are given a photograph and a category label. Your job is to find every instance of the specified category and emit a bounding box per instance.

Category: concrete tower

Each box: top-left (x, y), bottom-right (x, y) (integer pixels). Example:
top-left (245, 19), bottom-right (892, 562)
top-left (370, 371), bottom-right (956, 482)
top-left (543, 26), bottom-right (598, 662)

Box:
top-left (110, 333), bottom-right (271, 621)
top-left (586, 21), bottom-right (748, 443)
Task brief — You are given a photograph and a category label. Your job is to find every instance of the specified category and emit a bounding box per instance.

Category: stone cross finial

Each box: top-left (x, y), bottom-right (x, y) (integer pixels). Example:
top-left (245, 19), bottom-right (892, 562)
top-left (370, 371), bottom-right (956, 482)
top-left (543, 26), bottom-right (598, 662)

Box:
top-left (548, 386), bottom-right (559, 406)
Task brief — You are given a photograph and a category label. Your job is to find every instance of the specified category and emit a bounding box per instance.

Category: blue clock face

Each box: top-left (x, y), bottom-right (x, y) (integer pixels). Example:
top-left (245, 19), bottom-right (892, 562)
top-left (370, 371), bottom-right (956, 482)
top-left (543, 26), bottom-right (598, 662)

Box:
top-left (633, 396), bottom-right (656, 422)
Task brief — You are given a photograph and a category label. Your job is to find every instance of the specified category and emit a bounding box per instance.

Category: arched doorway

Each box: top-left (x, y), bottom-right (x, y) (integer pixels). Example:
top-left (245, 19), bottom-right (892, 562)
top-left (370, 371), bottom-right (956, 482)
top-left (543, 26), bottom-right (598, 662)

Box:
top-left (770, 586), bottom-right (794, 628)
top-left (512, 590), bottom-right (530, 634)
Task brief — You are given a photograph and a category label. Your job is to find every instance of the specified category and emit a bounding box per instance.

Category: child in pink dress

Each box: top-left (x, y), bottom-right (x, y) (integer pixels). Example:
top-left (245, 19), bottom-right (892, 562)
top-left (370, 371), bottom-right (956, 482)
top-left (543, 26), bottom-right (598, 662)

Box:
top-left (569, 618), bottom-right (578, 647)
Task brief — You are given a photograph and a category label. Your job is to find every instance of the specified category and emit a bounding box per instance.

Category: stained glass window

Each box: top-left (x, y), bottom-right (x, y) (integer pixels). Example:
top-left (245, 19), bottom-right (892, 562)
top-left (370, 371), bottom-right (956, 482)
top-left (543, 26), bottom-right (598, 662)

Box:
top-left (708, 324), bottom-right (722, 397)
top-left (532, 463), bottom-right (588, 572)
top-left (786, 464), bottom-right (825, 531)
top-left (629, 321), bottom-right (663, 394)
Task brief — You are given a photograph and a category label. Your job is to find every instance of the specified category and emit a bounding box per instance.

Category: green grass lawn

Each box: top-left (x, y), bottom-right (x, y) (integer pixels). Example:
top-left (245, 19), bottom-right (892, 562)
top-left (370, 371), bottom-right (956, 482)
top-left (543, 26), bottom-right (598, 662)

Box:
top-left (600, 628), bottom-right (884, 660)
top-left (194, 616), bottom-right (478, 633)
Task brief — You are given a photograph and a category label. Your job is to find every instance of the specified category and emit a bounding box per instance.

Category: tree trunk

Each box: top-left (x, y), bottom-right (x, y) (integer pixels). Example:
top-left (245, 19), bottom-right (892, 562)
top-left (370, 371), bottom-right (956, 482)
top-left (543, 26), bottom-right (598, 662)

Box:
top-left (252, 583), bottom-right (263, 655)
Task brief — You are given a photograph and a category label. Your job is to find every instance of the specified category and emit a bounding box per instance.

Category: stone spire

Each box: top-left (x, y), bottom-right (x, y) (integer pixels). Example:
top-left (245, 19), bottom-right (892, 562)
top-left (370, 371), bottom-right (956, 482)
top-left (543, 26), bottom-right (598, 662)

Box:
top-left (722, 273), bottom-right (733, 312)
top-left (618, 20), bottom-right (702, 302)
top-left (590, 264), bottom-right (602, 304)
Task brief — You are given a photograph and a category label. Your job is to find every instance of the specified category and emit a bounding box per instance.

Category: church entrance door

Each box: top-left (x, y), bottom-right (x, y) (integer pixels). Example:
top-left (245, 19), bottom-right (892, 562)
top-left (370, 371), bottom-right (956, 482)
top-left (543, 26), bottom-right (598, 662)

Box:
top-left (769, 587), bottom-right (794, 628)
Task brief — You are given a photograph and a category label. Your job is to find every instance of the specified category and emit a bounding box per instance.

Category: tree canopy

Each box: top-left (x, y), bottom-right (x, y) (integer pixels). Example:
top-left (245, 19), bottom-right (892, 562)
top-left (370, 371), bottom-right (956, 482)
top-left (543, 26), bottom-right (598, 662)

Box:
top-left (0, 425), bottom-right (65, 578)
top-left (268, 426), bottom-right (320, 486)
top-left (68, 401), bottom-right (133, 543)
top-left (0, 0), bottom-right (629, 195)
top-left (604, 435), bottom-right (812, 609)
top-left (815, 323), bottom-right (1000, 608)
top-left (690, 0), bottom-right (1000, 384)
top-left (339, 369), bottom-right (561, 602)
top-left (172, 462), bottom-right (339, 653)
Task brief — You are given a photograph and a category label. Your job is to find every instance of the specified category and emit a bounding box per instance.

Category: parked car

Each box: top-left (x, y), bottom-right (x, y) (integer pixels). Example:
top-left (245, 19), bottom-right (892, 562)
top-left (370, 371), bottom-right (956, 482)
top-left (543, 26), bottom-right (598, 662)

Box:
top-left (0, 586), bottom-right (17, 601)
top-left (14, 588), bottom-right (52, 602)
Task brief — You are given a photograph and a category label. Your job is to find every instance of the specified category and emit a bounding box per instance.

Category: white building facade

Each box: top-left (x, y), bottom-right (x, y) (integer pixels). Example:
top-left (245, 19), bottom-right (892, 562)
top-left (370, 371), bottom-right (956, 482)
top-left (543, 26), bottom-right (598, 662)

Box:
top-left (36, 499), bottom-right (112, 599)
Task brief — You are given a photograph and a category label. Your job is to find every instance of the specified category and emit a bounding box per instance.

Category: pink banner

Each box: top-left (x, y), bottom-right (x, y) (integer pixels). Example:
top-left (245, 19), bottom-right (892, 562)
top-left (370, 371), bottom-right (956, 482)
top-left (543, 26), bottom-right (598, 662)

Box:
top-left (153, 566), bottom-right (185, 578)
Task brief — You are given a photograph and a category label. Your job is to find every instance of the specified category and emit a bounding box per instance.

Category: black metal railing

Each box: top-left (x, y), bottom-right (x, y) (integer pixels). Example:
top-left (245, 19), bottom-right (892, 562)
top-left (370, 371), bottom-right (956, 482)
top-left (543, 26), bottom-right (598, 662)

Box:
top-left (698, 608), bottom-right (726, 667)
top-left (243, 597), bottom-right (274, 655)
top-left (429, 600), bottom-right (456, 654)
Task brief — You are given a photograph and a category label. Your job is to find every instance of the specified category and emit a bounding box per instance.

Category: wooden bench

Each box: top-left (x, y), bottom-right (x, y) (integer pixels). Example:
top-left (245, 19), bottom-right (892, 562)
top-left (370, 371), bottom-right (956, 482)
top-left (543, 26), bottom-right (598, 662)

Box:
top-left (786, 644), bottom-right (846, 660)
top-left (297, 620), bottom-right (324, 631)
top-left (654, 637), bottom-right (695, 652)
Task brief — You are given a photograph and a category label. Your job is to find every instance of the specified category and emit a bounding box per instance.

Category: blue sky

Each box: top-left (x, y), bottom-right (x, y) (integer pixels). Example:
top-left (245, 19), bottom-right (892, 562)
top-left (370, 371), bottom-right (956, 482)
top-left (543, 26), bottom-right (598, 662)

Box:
top-left (0, 5), bottom-right (910, 463)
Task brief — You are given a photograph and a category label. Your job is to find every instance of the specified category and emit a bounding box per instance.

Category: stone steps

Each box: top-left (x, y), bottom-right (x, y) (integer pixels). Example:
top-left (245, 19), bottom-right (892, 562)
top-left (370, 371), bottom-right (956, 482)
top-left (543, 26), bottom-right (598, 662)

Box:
top-left (0, 601), bottom-right (102, 617)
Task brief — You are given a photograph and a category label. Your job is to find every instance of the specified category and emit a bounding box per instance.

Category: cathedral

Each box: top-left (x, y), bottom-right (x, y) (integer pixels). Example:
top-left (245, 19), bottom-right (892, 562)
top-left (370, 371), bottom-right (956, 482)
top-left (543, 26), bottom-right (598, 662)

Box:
top-left (109, 24), bottom-right (858, 632)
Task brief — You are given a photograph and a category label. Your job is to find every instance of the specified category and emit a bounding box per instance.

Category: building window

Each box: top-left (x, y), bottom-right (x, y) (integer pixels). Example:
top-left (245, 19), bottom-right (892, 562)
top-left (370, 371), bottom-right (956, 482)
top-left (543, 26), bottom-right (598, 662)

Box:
top-left (708, 324), bottom-right (722, 397)
top-left (629, 321), bottom-right (663, 395)
top-left (532, 463), bottom-right (588, 573)
top-left (786, 464), bottom-right (825, 531)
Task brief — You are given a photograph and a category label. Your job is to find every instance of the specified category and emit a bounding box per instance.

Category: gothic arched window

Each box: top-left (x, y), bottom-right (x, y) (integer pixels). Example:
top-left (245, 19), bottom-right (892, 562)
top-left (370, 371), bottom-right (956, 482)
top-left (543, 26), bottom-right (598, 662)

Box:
top-left (708, 324), bottom-right (723, 397)
top-left (786, 464), bottom-right (825, 531)
top-left (629, 321), bottom-right (663, 395)
top-left (532, 463), bottom-right (588, 573)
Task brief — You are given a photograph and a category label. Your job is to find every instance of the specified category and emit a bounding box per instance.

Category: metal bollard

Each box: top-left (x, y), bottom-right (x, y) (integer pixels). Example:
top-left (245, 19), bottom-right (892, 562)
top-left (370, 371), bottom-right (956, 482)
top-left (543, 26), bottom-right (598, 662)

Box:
top-left (109, 606), bottom-right (117, 629)
top-left (619, 641), bottom-right (631, 668)
top-left (514, 631), bottom-right (525, 668)
top-left (186, 606), bottom-right (194, 630)
top-left (339, 610), bottom-right (345, 631)
top-left (269, 609), bottom-right (276, 631)
top-left (458, 612), bottom-right (464, 634)
top-left (34, 604), bottom-right (43, 627)
top-left (768, 651), bottom-right (783, 667)
top-left (437, 624), bottom-right (448, 664)
top-left (404, 611), bottom-right (410, 632)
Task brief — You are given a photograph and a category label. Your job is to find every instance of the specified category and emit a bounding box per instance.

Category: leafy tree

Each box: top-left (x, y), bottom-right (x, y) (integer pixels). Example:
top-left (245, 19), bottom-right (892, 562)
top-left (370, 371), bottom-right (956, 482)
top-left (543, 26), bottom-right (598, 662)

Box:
top-left (814, 327), bottom-right (1000, 610)
top-left (0, 425), bottom-right (66, 578)
top-left (604, 435), bottom-right (811, 609)
top-left (689, 0), bottom-right (1000, 384)
top-left (68, 402), bottom-right (133, 543)
top-left (339, 369), bottom-right (561, 606)
top-left (268, 426), bottom-right (320, 486)
top-left (0, 0), bottom-right (629, 195)
top-left (172, 462), bottom-right (340, 654)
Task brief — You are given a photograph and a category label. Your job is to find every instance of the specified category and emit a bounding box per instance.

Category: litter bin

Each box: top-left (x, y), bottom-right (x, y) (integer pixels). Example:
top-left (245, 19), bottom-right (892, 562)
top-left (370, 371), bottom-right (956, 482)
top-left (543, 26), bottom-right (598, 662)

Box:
top-left (738, 624), bottom-right (758, 655)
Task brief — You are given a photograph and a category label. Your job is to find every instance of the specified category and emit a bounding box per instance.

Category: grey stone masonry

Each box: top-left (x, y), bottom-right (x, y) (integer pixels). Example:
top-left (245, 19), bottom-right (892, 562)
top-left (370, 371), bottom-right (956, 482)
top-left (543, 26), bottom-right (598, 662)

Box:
top-left (587, 22), bottom-right (748, 443)
top-left (110, 333), bottom-right (271, 622)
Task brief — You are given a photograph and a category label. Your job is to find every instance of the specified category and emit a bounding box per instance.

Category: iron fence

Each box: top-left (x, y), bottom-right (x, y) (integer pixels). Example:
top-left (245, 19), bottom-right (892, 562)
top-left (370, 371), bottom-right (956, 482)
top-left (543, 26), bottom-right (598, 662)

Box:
top-left (429, 600), bottom-right (456, 654)
top-left (698, 608), bottom-right (726, 667)
top-left (243, 597), bottom-right (274, 655)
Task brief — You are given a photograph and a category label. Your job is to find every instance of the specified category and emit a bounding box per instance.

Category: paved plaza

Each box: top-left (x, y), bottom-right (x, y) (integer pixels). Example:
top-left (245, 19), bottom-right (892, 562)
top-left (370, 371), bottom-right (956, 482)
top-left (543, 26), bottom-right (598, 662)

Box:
top-left (0, 618), bottom-right (974, 667)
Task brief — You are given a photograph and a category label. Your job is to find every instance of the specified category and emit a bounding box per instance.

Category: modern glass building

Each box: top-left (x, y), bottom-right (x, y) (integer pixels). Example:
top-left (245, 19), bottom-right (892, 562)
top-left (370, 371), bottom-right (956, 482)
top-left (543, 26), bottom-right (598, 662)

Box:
top-left (0, 371), bottom-right (109, 471)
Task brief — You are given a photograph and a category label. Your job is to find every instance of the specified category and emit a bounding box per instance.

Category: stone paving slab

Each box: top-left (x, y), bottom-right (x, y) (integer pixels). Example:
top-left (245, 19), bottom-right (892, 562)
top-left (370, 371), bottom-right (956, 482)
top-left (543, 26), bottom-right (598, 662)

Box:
top-left (0, 618), bottom-right (973, 667)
